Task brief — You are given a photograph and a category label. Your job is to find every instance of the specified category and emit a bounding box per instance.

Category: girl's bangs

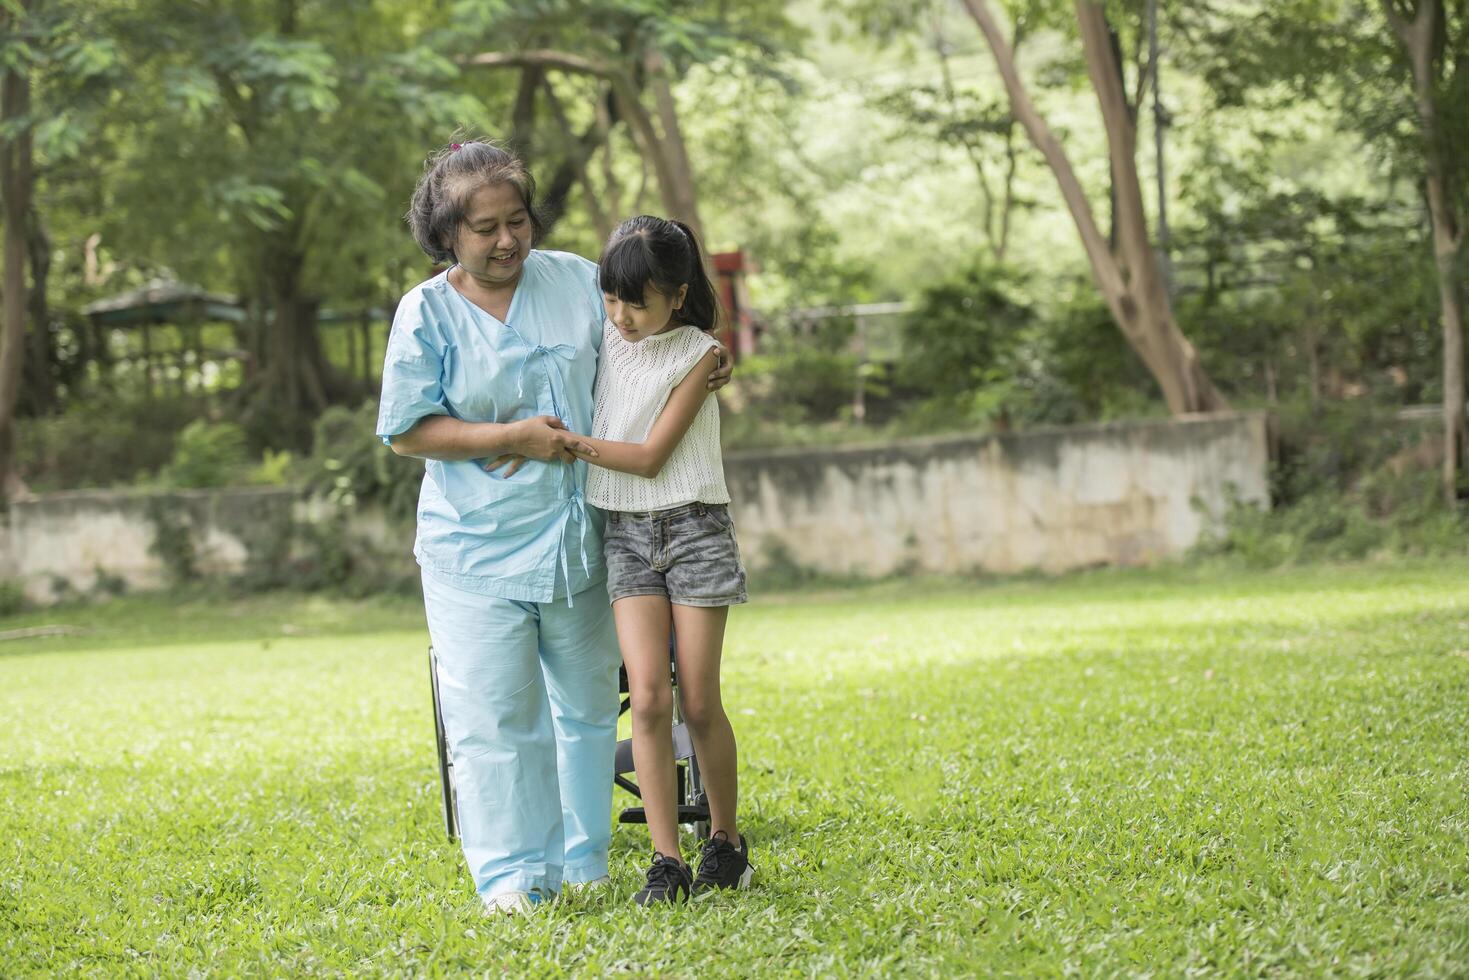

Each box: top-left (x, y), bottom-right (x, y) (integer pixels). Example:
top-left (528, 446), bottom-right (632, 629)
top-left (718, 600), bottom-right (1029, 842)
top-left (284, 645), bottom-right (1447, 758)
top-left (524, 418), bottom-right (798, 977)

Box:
top-left (598, 237), bottom-right (655, 304)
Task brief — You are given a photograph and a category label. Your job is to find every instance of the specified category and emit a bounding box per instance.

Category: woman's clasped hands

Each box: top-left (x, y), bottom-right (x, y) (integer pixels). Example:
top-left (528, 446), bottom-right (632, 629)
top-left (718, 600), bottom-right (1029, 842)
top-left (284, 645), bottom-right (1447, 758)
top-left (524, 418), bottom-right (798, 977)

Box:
top-left (484, 415), bottom-right (596, 477)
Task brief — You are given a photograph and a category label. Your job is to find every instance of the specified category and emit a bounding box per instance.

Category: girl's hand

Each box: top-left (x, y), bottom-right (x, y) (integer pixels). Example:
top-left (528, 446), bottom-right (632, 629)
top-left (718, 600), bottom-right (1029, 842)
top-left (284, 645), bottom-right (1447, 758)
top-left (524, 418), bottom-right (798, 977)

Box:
top-left (707, 343), bottom-right (734, 390)
top-left (484, 454), bottom-right (527, 477)
top-left (511, 416), bottom-right (598, 463)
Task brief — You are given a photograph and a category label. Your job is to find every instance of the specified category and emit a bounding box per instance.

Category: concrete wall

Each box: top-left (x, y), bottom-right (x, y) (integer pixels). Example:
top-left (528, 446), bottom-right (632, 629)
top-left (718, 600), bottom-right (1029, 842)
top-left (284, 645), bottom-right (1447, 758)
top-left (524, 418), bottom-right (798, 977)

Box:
top-left (724, 412), bottom-right (1270, 576)
top-left (0, 487), bottom-right (298, 603)
top-left (0, 413), bottom-right (1269, 604)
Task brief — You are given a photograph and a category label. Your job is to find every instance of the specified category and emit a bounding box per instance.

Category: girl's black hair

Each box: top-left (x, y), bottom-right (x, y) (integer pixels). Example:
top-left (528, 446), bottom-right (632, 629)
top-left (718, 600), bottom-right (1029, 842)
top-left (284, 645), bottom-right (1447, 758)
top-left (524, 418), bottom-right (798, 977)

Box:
top-left (598, 215), bottom-right (721, 331)
top-left (406, 138), bottom-right (545, 264)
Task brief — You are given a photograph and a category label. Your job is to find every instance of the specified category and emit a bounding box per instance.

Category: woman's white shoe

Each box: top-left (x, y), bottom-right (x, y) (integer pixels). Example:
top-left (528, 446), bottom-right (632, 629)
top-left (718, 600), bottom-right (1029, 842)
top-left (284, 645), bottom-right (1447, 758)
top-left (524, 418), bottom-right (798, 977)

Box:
top-left (482, 891), bottom-right (535, 916)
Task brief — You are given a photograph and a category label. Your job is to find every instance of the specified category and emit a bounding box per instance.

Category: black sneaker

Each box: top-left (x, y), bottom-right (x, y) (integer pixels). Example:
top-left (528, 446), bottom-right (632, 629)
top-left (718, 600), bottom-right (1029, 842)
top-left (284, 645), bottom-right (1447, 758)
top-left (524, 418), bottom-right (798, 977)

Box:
top-left (692, 831), bottom-right (753, 897)
top-left (633, 852), bottom-right (692, 906)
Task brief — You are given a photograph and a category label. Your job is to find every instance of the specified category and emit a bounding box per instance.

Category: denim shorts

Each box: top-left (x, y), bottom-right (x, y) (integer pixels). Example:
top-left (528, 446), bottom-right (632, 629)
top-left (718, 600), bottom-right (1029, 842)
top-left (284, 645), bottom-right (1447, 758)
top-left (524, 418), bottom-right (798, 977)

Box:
top-left (603, 502), bottom-right (748, 607)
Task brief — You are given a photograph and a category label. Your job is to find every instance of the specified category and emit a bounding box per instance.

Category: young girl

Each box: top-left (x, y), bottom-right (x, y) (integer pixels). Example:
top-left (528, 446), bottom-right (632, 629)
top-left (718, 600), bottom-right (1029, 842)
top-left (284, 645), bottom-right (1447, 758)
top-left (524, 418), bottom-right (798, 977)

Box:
top-left (571, 215), bottom-right (752, 905)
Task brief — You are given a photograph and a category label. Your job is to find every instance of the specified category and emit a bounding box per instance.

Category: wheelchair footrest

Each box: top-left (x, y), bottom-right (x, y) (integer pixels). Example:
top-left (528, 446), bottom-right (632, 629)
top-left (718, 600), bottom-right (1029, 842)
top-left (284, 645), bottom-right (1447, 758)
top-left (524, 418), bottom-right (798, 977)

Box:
top-left (618, 804), bottom-right (710, 825)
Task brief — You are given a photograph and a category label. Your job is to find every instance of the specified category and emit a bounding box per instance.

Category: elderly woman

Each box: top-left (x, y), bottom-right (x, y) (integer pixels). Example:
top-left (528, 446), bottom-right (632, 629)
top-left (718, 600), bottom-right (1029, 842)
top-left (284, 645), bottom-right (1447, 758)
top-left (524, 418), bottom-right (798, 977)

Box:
top-left (377, 141), bottom-right (728, 914)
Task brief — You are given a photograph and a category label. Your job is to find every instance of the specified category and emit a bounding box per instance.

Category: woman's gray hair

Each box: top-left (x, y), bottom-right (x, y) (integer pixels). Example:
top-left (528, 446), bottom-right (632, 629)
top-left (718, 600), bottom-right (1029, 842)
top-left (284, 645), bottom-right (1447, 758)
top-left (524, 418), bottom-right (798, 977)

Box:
top-left (406, 140), bottom-right (545, 264)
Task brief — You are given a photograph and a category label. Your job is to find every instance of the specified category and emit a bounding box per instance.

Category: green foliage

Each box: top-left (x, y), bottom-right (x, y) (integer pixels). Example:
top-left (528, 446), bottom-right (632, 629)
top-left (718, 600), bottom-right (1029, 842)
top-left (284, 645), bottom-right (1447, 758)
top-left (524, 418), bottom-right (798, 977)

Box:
top-left (1196, 479), bottom-right (1469, 568)
top-left (1196, 398), bottom-right (1469, 567)
top-left (721, 264), bottom-right (1169, 448)
top-left (1174, 174), bottom-right (1440, 405)
top-left (15, 394), bottom-right (193, 492)
top-left (727, 348), bottom-right (860, 426)
top-left (892, 267), bottom-right (1153, 430)
top-left (17, 398), bottom-right (299, 493)
top-left (4, 564), bottom-right (1469, 973)
top-left (144, 499), bottom-right (195, 584)
top-left (0, 581), bottom-right (26, 618)
top-left (247, 448), bottom-right (296, 487)
top-left (103, 0), bottom-right (488, 302)
top-left (1042, 290), bottom-right (1160, 420)
top-left (895, 265), bottom-right (1031, 398)
top-left (302, 401), bottom-right (422, 521)
top-left (156, 420), bottom-right (250, 490)
top-left (235, 513), bottom-right (367, 597)
top-left (1270, 397), bottom-right (1432, 502)
top-left (90, 568), bottom-right (127, 598)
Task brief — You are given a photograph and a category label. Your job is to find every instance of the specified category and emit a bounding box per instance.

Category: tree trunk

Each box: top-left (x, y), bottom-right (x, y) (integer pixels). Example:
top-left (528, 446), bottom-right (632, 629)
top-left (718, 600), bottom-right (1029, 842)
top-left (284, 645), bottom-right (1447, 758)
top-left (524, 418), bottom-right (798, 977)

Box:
top-left (463, 49), bottom-right (705, 242)
top-left (642, 47), bottom-right (705, 243)
top-left (1304, 317), bottom-right (1322, 403)
top-left (538, 81), bottom-right (618, 238)
top-left (596, 96), bottom-right (625, 222)
top-left (0, 1), bottom-right (34, 498)
top-left (1383, 0), bottom-right (1467, 504)
top-left (541, 80), bottom-right (615, 240)
top-left (961, 0), bottom-right (1225, 414)
top-left (934, 14), bottom-right (1002, 262)
top-left (508, 64), bottom-right (543, 161)
top-left (257, 244), bottom-right (334, 446)
top-left (1104, 19), bottom-right (1132, 250)
top-left (24, 205), bottom-right (54, 414)
top-left (998, 121), bottom-right (1018, 263)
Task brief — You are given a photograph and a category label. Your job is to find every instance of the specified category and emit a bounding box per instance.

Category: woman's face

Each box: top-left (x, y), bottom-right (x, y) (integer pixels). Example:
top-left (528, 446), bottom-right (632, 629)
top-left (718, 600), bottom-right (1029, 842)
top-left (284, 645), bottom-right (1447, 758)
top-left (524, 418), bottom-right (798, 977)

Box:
top-left (604, 281), bottom-right (688, 343)
top-left (450, 181), bottom-right (534, 288)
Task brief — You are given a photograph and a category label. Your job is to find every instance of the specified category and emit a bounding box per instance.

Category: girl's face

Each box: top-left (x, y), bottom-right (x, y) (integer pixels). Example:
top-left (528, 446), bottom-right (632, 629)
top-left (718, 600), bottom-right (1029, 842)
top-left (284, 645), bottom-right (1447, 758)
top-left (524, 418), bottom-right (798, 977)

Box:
top-left (450, 181), bottom-right (534, 289)
top-left (604, 280), bottom-right (688, 343)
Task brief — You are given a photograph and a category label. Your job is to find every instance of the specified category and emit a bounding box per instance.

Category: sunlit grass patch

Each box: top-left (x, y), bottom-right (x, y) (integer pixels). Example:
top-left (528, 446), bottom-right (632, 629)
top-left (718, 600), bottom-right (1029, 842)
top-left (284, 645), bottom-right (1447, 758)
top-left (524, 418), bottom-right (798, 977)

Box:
top-left (3, 560), bottom-right (1467, 976)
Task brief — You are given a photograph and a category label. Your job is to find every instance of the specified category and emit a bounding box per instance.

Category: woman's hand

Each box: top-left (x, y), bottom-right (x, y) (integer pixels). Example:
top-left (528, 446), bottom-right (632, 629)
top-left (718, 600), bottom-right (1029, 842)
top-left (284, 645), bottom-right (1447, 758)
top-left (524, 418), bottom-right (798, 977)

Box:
top-left (706, 343), bottom-right (734, 391)
top-left (483, 453), bottom-right (528, 477)
top-left (508, 415), bottom-right (599, 463)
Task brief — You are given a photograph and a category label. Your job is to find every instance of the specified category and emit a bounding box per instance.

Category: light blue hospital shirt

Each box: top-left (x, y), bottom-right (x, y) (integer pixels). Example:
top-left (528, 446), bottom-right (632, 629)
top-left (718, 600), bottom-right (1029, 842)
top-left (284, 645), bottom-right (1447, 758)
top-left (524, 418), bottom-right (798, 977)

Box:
top-left (376, 249), bottom-right (606, 602)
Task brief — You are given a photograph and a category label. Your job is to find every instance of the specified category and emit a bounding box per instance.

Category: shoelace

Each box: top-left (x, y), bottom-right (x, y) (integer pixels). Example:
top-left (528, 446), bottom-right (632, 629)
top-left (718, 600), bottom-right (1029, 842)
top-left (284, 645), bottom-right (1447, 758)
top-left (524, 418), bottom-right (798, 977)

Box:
top-left (646, 853), bottom-right (686, 890)
top-left (695, 833), bottom-right (736, 882)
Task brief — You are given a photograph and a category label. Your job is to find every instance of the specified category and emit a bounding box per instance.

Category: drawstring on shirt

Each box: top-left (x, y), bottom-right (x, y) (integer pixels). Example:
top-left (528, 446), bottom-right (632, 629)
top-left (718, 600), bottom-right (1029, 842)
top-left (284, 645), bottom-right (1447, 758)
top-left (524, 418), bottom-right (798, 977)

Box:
top-left (516, 342), bottom-right (578, 424)
top-left (507, 327), bottom-right (592, 605)
top-left (555, 481), bottom-right (590, 605)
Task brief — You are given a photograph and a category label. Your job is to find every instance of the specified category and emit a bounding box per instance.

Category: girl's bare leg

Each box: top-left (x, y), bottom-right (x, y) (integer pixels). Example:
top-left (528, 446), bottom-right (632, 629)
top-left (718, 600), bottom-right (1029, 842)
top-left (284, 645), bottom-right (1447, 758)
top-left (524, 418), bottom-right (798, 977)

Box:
top-left (614, 594), bottom-right (683, 861)
top-left (670, 603), bottom-right (738, 842)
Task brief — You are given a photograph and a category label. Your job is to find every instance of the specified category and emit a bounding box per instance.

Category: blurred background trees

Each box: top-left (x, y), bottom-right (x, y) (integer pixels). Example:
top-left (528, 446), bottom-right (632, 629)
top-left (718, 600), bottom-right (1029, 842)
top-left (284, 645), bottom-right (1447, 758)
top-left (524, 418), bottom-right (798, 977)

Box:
top-left (0, 0), bottom-right (1463, 517)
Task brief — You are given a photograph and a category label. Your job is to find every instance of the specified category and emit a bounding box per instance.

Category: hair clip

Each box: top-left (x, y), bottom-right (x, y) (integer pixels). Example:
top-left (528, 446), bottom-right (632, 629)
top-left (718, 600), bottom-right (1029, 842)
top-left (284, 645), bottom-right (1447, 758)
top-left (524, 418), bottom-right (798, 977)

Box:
top-left (450, 142), bottom-right (463, 151)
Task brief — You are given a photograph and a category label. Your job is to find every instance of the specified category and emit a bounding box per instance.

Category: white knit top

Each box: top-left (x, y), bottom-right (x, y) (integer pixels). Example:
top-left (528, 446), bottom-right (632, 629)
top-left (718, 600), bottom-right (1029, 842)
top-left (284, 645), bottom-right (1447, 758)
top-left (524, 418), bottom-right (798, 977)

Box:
top-left (586, 321), bottom-right (729, 512)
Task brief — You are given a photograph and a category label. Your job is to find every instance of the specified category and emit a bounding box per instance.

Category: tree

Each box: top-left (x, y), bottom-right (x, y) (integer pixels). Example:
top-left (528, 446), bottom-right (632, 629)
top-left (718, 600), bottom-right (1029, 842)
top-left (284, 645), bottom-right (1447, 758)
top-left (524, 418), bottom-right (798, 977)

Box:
top-left (1192, 0), bottom-right (1467, 502)
top-left (869, 5), bottom-right (1027, 264)
top-left (0, 0), bottom-right (34, 496)
top-left (960, 0), bottom-right (1226, 415)
top-left (1379, 0), bottom-right (1467, 504)
top-left (455, 0), bottom-right (800, 249)
top-left (100, 0), bottom-right (486, 444)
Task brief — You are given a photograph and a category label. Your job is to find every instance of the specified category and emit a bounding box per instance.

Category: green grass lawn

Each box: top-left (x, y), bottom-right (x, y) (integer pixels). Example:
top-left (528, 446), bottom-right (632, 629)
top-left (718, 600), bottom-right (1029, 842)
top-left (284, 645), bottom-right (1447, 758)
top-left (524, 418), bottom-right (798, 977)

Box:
top-left (3, 561), bottom-right (1468, 977)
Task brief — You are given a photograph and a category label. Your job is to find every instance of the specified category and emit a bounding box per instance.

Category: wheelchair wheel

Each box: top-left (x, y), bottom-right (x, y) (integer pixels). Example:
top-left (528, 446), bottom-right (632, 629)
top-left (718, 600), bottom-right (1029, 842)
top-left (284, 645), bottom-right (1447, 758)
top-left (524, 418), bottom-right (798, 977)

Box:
top-left (686, 752), bottom-right (711, 842)
top-left (428, 647), bottom-right (459, 840)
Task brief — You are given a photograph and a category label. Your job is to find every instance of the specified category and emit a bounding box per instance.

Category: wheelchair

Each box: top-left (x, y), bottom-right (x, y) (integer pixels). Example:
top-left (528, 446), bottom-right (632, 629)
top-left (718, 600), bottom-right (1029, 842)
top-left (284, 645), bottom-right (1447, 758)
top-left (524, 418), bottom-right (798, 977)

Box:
top-left (429, 638), bottom-right (711, 843)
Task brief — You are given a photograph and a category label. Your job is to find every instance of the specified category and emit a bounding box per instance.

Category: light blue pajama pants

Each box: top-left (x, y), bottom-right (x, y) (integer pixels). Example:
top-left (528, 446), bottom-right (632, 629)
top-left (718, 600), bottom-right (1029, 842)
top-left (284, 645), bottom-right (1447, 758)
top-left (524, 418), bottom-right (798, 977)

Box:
top-left (422, 570), bottom-right (620, 901)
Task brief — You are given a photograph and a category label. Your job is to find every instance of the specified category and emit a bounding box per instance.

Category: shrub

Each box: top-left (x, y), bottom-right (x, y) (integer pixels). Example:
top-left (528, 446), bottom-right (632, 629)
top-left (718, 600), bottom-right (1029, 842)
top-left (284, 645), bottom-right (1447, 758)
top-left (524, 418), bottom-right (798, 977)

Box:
top-left (157, 420), bottom-right (251, 489)
top-left (1194, 400), bottom-right (1469, 567)
top-left (247, 448), bottom-right (296, 487)
top-left (724, 349), bottom-right (861, 425)
top-left (301, 401), bottom-right (422, 521)
top-left (15, 394), bottom-right (197, 491)
top-left (0, 580), bottom-right (26, 617)
top-left (894, 264), bottom-right (1032, 400)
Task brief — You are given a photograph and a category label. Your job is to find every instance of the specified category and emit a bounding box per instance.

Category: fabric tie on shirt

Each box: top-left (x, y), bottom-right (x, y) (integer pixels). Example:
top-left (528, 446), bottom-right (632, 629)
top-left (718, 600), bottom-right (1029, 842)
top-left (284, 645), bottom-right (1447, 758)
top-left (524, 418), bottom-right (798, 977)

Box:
top-left (559, 486), bottom-right (591, 606)
top-left (518, 338), bottom-right (591, 605)
top-left (517, 342), bottom-right (578, 424)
